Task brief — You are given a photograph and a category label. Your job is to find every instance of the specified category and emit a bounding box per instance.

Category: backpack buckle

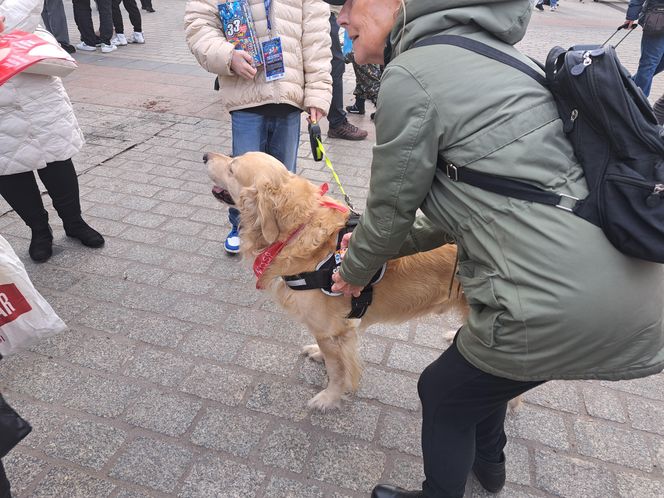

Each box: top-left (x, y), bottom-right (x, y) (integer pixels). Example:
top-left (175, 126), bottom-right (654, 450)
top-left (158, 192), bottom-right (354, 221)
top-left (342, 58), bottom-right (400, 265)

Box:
top-left (446, 163), bottom-right (459, 182)
top-left (555, 193), bottom-right (580, 212)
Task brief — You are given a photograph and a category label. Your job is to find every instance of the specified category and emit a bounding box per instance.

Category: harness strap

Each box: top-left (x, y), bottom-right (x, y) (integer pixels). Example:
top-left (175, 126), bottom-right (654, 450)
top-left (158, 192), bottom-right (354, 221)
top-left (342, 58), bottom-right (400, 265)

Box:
top-left (348, 287), bottom-right (373, 319)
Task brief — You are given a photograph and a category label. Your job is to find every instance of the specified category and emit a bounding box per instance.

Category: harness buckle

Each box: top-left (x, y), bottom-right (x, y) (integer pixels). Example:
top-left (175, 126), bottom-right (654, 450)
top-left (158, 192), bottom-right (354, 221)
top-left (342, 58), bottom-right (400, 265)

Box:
top-left (446, 163), bottom-right (459, 182)
top-left (555, 193), bottom-right (580, 212)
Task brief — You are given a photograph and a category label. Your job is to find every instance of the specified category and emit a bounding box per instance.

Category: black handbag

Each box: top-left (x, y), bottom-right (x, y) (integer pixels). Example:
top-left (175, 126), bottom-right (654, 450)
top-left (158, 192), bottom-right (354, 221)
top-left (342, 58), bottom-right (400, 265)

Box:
top-left (0, 394), bottom-right (31, 459)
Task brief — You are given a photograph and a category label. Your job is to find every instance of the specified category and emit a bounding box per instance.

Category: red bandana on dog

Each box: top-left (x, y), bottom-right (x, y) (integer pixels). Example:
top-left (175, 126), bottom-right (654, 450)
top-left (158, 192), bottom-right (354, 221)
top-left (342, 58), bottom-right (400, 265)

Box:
top-left (253, 183), bottom-right (349, 289)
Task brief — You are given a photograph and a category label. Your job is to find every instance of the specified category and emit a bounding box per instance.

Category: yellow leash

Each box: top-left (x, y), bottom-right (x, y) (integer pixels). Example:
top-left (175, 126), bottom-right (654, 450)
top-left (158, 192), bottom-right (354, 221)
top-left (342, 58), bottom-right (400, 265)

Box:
top-left (309, 122), bottom-right (358, 214)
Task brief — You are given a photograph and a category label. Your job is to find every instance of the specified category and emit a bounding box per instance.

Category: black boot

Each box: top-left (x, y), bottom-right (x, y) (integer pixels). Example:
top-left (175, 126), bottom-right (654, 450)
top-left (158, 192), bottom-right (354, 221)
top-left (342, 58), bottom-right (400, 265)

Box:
top-left (0, 170), bottom-right (52, 261)
top-left (63, 218), bottom-right (104, 247)
top-left (37, 159), bottom-right (104, 248)
top-left (371, 485), bottom-right (424, 498)
top-left (29, 224), bottom-right (54, 262)
top-left (472, 452), bottom-right (506, 493)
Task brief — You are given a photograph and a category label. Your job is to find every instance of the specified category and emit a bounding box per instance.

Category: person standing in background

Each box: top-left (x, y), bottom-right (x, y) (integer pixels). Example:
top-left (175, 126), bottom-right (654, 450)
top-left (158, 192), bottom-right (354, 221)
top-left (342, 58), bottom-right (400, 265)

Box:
top-left (110, 0), bottom-right (145, 46)
top-left (72, 0), bottom-right (116, 52)
top-left (625, 0), bottom-right (664, 96)
top-left (185, 0), bottom-right (333, 254)
top-left (0, 1), bottom-right (105, 263)
top-left (326, 6), bottom-right (368, 140)
top-left (41, 0), bottom-right (76, 53)
top-left (140, 0), bottom-right (154, 13)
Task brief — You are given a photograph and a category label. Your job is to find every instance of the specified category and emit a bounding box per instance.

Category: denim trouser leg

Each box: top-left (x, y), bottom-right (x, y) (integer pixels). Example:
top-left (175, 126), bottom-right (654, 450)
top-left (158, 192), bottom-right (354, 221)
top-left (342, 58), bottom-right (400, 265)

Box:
top-left (228, 110), bottom-right (301, 228)
top-left (42, 0), bottom-right (71, 44)
top-left (328, 14), bottom-right (347, 128)
top-left (633, 32), bottom-right (664, 97)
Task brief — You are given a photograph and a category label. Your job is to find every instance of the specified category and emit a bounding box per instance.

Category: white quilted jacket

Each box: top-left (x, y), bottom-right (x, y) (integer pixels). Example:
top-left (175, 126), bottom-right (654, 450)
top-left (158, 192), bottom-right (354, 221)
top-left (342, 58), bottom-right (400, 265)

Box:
top-left (0, 0), bottom-right (84, 176)
top-left (184, 0), bottom-right (333, 113)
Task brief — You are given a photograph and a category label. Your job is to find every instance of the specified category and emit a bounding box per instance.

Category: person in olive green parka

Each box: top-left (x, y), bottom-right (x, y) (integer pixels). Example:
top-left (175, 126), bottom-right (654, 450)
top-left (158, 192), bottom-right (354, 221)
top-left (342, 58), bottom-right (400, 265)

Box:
top-left (326, 0), bottom-right (664, 497)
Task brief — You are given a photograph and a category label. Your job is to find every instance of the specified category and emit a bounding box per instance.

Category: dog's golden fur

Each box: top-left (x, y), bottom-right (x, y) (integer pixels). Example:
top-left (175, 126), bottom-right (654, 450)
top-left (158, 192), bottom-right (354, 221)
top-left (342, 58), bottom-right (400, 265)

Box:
top-left (207, 151), bottom-right (467, 410)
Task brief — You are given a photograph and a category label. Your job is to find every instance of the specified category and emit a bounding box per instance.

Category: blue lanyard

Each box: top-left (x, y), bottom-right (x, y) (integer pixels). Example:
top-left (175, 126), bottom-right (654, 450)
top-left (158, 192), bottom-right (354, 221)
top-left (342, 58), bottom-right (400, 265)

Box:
top-left (264, 0), bottom-right (272, 32)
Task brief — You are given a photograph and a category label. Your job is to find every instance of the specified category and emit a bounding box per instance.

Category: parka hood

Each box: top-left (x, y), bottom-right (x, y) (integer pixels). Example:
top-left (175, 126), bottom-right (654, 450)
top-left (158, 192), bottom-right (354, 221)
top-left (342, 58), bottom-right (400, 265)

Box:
top-left (390, 0), bottom-right (533, 58)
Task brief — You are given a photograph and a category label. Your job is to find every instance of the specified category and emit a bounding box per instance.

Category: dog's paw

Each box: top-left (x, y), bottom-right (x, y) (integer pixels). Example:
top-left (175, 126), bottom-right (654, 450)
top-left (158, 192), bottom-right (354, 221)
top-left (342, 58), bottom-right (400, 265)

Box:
top-left (307, 389), bottom-right (342, 411)
top-left (507, 395), bottom-right (523, 414)
top-left (302, 344), bottom-right (324, 363)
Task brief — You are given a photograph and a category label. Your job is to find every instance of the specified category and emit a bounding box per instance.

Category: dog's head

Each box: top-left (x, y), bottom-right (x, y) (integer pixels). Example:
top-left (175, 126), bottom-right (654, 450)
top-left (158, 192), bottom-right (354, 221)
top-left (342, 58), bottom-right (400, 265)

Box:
top-left (205, 151), bottom-right (324, 254)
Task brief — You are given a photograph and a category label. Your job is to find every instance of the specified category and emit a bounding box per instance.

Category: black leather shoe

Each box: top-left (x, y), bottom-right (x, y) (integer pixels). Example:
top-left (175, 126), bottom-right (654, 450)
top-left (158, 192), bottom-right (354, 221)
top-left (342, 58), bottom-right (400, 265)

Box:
top-left (472, 452), bottom-right (506, 493)
top-left (29, 225), bottom-right (53, 262)
top-left (64, 219), bottom-right (104, 248)
top-left (371, 485), bottom-right (425, 498)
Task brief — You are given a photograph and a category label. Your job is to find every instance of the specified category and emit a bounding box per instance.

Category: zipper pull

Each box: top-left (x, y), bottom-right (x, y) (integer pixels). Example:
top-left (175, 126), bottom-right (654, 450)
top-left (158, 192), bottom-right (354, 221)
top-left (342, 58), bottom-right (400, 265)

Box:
top-left (563, 109), bottom-right (578, 133)
top-left (646, 184), bottom-right (664, 207)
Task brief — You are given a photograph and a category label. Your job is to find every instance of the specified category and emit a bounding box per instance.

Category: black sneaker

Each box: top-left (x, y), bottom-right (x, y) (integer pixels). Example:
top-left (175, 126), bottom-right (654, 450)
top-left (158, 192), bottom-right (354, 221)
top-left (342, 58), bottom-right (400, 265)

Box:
top-left (346, 102), bottom-right (365, 115)
top-left (59, 42), bottom-right (76, 54)
top-left (535, 2), bottom-right (544, 10)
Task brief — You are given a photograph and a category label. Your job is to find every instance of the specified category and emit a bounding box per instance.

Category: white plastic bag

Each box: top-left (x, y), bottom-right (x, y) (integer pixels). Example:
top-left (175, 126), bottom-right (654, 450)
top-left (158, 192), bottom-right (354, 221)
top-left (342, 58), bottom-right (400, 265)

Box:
top-left (0, 235), bottom-right (66, 358)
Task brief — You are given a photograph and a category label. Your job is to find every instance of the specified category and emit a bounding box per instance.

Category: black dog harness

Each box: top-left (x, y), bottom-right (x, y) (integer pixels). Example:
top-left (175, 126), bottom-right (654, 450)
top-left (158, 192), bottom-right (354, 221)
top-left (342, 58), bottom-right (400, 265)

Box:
top-left (283, 215), bottom-right (386, 319)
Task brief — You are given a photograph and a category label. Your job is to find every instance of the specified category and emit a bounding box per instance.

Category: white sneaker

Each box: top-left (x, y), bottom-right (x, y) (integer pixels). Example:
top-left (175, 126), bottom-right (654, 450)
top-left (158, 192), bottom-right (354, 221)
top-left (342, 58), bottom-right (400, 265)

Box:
top-left (100, 43), bottom-right (118, 53)
top-left (111, 33), bottom-right (128, 46)
top-left (128, 32), bottom-right (145, 44)
top-left (75, 42), bottom-right (97, 52)
top-left (550, 5), bottom-right (557, 10)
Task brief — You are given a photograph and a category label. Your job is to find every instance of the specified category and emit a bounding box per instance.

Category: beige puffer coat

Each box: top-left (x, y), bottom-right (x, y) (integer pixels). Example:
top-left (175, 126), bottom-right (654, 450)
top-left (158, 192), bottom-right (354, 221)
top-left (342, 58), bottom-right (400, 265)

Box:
top-left (184, 0), bottom-right (332, 113)
top-left (0, 0), bottom-right (84, 176)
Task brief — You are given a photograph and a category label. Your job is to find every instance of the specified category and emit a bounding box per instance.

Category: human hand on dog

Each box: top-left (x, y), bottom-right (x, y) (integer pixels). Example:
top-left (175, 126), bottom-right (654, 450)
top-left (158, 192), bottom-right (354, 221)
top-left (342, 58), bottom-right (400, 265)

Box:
top-left (331, 233), bottom-right (363, 297)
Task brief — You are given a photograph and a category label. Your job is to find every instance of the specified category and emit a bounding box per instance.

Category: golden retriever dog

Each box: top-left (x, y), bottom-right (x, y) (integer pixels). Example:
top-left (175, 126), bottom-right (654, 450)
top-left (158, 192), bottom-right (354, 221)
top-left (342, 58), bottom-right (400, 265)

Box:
top-left (205, 151), bottom-right (467, 410)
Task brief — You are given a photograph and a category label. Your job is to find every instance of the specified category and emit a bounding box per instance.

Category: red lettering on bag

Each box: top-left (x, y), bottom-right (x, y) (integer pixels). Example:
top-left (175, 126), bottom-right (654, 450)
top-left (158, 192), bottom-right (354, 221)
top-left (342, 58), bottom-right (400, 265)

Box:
top-left (0, 284), bottom-right (32, 326)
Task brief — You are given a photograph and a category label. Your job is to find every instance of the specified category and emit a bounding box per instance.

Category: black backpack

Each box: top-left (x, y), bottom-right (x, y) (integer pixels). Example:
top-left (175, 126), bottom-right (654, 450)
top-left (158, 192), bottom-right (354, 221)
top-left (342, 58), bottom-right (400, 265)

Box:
top-left (414, 34), bottom-right (664, 263)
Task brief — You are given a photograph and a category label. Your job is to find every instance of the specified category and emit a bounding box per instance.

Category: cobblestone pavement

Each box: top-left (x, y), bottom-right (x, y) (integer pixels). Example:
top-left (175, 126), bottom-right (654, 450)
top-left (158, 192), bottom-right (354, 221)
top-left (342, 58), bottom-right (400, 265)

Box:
top-left (1, 1), bottom-right (664, 497)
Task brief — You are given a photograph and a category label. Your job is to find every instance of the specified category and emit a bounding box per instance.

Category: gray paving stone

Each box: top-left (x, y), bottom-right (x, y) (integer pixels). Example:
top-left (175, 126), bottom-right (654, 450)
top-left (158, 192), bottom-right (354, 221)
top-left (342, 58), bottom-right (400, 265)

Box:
top-left (3, 357), bottom-right (81, 403)
top-left (626, 397), bottom-right (664, 436)
top-left (62, 330), bottom-right (135, 372)
top-left (582, 385), bottom-right (627, 423)
top-left (534, 449), bottom-right (616, 497)
top-left (413, 320), bottom-right (459, 350)
top-left (310, 399), bottom-right (381, 441)
top-left (263, 476), bottom-right (324, 498)
top-left (32, 467), bottom-right (116, 498)
top-left (44, 419), bottom-right (127, 469)
top-left (160, 234), bottom-right (206, 253)
top-left (161, 218), bottom-right (206, 236)
top-left (76, 253), bottom-right (132, 277)
top-left (25, 265), bottom-right (82, 292)
top-left (162, 272), bottom-right (216, 296)
top-left (387, 342), bottom-right (441, 374)
top-left (124, 389), bottom-right (202, 436)
top-left (164, 252), bottom-right (214, 275)
top-left (380, 410), bottom-right (422, 457)
top-left (191, 406), bottom-right (268, 457)
top-left (505, 404), bottom-right (570, 450)
top-left (505, 441), bottom-right (531, 487)
top-left (124, 349), bottom-right (193, 387)
top-left (359, 336), bottom-right (387, 364)
top-left (3, 451), bottom-right (46, 495)
top-left (261, 423), bottom-right (312, 473)
top-left (123, 211), bottom-right (168, 228)
top-left (121, 262), bottom-right (172, 286)
top-left (179, 456), bottom-right (266, 498)
top-left (74, 303), bottom-right (141, 335)
top-left (522, 381), bottom-right (581, 414)
top-left (0, 396), bottom-right (69, 450)
top-left (235, 339), bottom-right (300, 377)
top-left (364, 322), bottom-right (411, 341)
top-left (298, 354), bottom-right (328, 387)
top-left (178, 325), bottom-right (245, 362)
top-left (121, 285), bottom-right (178, 314)
top-left (247, 381), bottom-right (318, 422)
top-left (68, 274), bottom-right (130, 303)
top-left (126, 314), bottom-right (189, 348)
top-left (87, 203), bottom-right (132, 221)
top-left (109, 437), bottom-right (193, 493)
top-left (122, 243), bottom-right (173, 265)
top-left (65, 372), bottom-right (142, 418)
top-left (387, 455), bottom-right (425, 491)
top-left (180, 363), bottom-right (253, 405)
top-left (309, 437), bottom-right (386, 492)
top-left (357, 366), bottom-right (420, 411)
top-left (574, 419), bottom-right (654, 471)
top-left (42, 292), bottom-right (91, 322)
top-left (616, 472), bottom-right (664, 497)
top-left (166, 296), bottom-right (231, 327)
top-left (601, 374), bottom-right (664, 402)
top-left (208, 279), bottom-right (262, 307)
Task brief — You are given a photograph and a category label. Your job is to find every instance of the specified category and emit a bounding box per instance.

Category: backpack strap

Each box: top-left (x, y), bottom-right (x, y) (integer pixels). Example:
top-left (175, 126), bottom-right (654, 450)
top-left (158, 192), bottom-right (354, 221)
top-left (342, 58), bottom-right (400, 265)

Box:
top-left (413, 35), bottom-right (580, 213)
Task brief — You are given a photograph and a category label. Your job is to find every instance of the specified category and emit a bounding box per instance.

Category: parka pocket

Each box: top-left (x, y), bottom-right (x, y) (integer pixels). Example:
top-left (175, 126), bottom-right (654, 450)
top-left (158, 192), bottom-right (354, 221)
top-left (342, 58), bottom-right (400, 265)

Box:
top-left (456, 261), bottom-right (503, 347)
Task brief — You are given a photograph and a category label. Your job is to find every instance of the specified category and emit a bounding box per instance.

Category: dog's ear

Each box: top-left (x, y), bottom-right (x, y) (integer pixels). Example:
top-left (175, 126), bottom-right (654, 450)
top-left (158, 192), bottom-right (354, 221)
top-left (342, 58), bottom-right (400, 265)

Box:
top-left (255, 179), bottom-right (280, 244)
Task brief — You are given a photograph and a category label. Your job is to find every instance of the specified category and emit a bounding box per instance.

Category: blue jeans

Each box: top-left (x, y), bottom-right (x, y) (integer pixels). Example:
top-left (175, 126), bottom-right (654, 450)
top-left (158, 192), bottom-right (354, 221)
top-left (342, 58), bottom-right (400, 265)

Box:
top-left (228, 109), bottom-right (301, 227)
top-left (633, 31), bottom-right (664, 97)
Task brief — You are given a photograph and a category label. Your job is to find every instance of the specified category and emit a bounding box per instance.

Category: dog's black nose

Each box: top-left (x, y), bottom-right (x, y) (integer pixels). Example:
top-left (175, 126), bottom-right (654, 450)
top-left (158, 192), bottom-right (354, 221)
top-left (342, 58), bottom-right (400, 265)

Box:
top-left (203, 153), bottom-right (209, 163)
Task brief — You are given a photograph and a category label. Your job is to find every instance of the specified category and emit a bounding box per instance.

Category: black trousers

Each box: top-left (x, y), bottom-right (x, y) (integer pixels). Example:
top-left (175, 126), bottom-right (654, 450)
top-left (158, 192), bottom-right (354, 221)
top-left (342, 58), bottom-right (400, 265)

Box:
top-left (0, 160), bottom-right (83, 230)
top-left (140, 0), bottom-right (153, 9)
top-left (418, 340), bottom-right (543, 497)
top-left (112, 0), bottom-right (142, 34)
top-left (328, 13), bottom-right (346, 128)
top-left (0, 460), bottom-right (9, 498)
top-left (72, 0), bottom-right (113, 45)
